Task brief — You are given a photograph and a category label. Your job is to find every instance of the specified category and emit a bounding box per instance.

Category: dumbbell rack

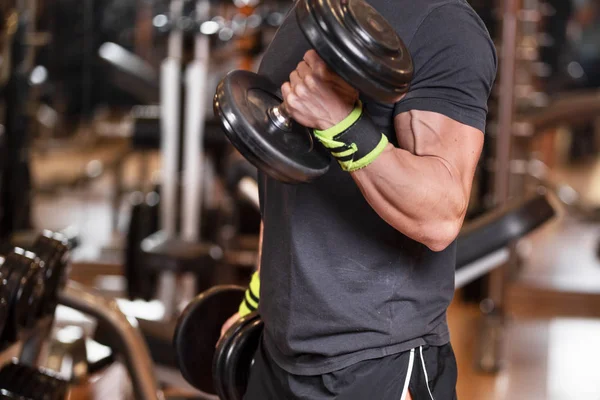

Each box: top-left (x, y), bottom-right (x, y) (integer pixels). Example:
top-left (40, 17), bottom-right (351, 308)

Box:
top-left (0, 315), bottom-right (53, 366)
top-left (0, 229), bottom-right (166, 400)
top-left (0, 231), bottom-right (73, 399)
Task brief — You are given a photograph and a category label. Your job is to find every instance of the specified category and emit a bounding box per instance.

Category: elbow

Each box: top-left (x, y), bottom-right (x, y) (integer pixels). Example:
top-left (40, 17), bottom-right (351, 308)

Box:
top-left (420, 194), bottom-right (467, 252)
top-left (421, 220), bottom-right (462, 252)
top-left (421, 192), bottom-right (468, 251)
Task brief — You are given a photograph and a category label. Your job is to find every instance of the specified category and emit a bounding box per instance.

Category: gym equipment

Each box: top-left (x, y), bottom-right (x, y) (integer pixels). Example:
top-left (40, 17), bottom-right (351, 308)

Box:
top-left (0, 232), bottom-right (70, 348)
top-left (0, 232), bottom-right (172, 400)
top-left (30, 231), bottom-right (71, 318)
top-left (129, 0), bottom-right (213, 314)
top-left (0, 362), bottom-right (69, 400)
top-left (456, 194), bottom-right (554, 268)
top-left (57, 281), bottom-right (162, 400)
top-left (0, 257), bottom-right (9, 345)
top-left (224, 158), bottom-right (260, 237)
top-left (213, 312), bottom-right (261, 400)
top-left (125, 192), bottom-right (160, 301)
top-left (0, 248), bottom-right (44, 344)
top-left (0, 3), bottom-right (34, 244)
top-left (174, 193), bottom-right (555, 400)
top-left (214, 0), bottom-right (413, 184)
top-left (173, 285), bottom-right (244, 396)
top-left (98, 42), bottom-right (160, 104)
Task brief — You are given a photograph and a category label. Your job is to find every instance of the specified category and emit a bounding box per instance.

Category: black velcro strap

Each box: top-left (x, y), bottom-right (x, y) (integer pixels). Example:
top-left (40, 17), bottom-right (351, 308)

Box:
top-left (334, 111), bottom-right (385, 161)
top-left (247, 287), bottom-right (259, 304)
top-left (243, 295), bottom-right (257, 312)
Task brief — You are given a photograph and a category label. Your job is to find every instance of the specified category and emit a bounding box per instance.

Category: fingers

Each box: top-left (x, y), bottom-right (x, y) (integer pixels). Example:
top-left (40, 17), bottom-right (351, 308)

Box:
top-left (217, 312), bottom-right (241, 348)
top-left (282, 80), bottom-right (306, 108)
top-left (296, 61), bottom-right (311, 79)
top-left (281, 81), bottom-right (292, 102)
top-left (303, 50), bottom-right (347, 87)
top-left (289, 70), bottom-right (302, 90)
top-left (303, 50), bottom-right (358, 100)
top-left (291, 62), bottom-right (316, 93)
top-left (303, 49), bottom-right (328, 77)
top-left (281, 82), bottom-right (300, 113)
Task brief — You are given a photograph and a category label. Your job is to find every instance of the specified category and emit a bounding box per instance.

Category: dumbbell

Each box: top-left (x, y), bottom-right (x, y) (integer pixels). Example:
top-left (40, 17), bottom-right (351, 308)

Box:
top-left (0, 362), bottom-right (69, 400)
top-left (173, 285), bottom-right (245, 396)
top-left (0, 248), bottom-right (44, 343)
top-left (30, 231), bottom-right (70, 318)
top-left (174, 285), bottom-right (263, 400)
top-left (214, 0), bottom-right (413, 184)
top-left (213, 312), bottom-right (262, 400)
top-left (0, 258), bottom-right (9, 344)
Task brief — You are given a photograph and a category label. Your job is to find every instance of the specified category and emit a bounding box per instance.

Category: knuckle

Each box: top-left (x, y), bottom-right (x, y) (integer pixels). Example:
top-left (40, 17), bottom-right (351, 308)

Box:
top-left (315, 64), bottom-right (327, 77)
top-left (287, 95), bottom-right (300, 109)
top-left (305, 74), bottom-right (317, 89)
top-left (295, 83), bottom-right (309, 97)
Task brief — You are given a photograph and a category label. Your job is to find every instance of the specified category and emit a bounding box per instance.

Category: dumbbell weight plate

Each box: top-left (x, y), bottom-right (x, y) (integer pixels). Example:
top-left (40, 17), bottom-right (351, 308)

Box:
top-left (214, 71), bottom-right (331, 184)
top-left (173, 285), bottom-right (245, 395)
top-left (31, 232), bottom-right (69, 317)
top-left (214, 314), bottom-right (263, 400)
top-left (296, 0), bottom-right (413, 103)
top-left (14, 262), bottom-right (44, 329)
top-left (0, 250), bottom-right (40, 342)
top-left (0, 260), bottom-right (10, 344)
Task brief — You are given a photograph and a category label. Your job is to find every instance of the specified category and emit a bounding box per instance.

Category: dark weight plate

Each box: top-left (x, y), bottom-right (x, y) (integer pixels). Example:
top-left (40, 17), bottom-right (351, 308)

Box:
top-left (214, 314), bottom-right (263, 400)
top-left (14, 262), bottom-right (44, 329)
top-left (0, 260), bottom-right (9, 343)
top-left (173, 285), bottom-right (245, 395)
top-left (214, 70), bottom-right (331, 184)
top-left (31, 232), bottom-right (69, 317)
top-left (296, 0), bottom-right (413, 103)
top-left (0, 250), bottom-right (38, 343)
top-left (0, 285), bottom-right (9, 343)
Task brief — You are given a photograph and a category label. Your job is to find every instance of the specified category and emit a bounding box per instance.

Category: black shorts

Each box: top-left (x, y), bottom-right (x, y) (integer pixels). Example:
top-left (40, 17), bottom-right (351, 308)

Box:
top-left (244, 338), bottom-right (458, 400)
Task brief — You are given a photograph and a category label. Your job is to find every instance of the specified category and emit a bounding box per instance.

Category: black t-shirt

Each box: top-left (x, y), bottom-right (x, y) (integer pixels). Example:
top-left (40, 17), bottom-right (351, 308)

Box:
top-left (257, 0), bottom-right (497, 376)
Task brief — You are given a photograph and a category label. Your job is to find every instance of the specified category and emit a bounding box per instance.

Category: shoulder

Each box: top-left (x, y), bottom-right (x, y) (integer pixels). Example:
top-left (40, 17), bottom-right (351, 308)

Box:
top-left (366, 0), bottom-right (483, 46)
top-left (407, 1), bottom-right (498, 85)
top-left (409, 1), bottom-right (496, 60)
top-left (391, 1), bottom-right (497, 132)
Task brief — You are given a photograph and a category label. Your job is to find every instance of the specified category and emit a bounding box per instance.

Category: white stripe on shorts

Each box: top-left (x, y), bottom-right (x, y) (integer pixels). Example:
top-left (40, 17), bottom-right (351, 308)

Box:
top-left (420, 346), bottom-right (435, 400)
top-left (400, 348), bottom-right (415, 400)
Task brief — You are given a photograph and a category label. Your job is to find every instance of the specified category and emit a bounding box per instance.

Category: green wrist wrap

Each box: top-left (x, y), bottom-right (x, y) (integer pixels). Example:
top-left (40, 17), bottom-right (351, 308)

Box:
top-left (238, 271), bottom-right (260, 316)
top-left (314, 101), bottom-right (389, 172)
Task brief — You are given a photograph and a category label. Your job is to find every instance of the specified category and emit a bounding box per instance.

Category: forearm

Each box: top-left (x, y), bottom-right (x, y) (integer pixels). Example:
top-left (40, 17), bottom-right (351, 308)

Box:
top-left (351, 145), bottom-right (468, 251)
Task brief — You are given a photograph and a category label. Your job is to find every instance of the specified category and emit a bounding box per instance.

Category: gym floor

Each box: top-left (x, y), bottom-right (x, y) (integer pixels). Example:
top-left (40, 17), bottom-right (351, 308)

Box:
top-left (31, 146), bottom-right (600, 399)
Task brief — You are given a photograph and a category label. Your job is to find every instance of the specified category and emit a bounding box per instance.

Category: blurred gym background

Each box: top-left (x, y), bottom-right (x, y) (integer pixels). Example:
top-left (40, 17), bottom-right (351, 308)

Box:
top-left (1, 0), bottom-right (600, 398)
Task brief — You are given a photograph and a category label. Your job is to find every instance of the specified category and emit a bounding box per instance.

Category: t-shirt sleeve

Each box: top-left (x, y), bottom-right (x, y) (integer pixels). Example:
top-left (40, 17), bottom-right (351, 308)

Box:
top-left (393, 3), bottom-right (498, 132)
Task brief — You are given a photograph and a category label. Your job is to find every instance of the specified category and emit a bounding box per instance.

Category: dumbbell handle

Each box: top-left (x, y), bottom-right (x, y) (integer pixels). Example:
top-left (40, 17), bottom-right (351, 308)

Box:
top-left (267, 103), bottom-right (293, 132)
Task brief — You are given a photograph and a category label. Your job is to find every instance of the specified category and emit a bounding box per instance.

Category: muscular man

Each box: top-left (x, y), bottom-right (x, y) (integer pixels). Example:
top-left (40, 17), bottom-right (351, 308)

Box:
top-left (222, 0), bottom-right (497, 398)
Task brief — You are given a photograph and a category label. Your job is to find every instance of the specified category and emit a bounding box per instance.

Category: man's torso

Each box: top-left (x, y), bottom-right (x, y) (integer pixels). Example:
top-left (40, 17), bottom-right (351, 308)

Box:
top-left (256, 0), bottom-right (492, 376)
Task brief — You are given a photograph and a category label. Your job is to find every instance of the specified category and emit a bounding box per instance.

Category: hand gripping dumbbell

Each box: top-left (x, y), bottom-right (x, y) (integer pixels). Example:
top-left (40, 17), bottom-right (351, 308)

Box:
top-left (214, 0), bottom-right (413, 183)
